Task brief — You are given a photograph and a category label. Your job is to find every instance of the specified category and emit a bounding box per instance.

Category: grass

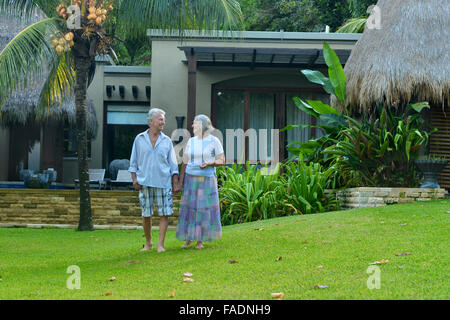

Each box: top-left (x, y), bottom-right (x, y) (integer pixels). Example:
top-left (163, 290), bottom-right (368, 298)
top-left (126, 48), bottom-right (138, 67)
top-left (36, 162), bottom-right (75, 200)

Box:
top-left (0, 200), bottom-right (448, 300)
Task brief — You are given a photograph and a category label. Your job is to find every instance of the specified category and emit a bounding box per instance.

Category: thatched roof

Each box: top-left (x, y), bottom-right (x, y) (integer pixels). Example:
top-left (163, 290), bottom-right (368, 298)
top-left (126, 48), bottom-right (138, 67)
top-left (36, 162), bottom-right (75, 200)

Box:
top-left (0, 89), bottom-right (98, 138)
top-left (343, 0), bottom-right (450, 111)
top-left (0, 15), bottom-right (98, 138)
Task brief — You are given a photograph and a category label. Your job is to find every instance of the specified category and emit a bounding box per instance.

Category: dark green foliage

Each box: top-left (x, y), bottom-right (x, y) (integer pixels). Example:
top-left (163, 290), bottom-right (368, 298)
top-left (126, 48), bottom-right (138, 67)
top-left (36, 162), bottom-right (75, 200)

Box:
top-left (238, 0), bottom-right (378, 32)
top-left (324, 105), bottom-right (436, 187)
top-left (239, 0), bottom-right (323, 32)
top-left (281, 157), bottom-right (340, 214)
top-left (217, 162), bottom-right (288, 225)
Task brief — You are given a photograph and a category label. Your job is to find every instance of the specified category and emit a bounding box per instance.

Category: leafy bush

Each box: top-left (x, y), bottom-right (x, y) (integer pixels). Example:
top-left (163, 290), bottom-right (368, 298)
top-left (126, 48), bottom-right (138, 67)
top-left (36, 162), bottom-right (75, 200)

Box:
top-left (280, 158), bottom-right (340, 214)
top-left (217, 160), bottom-right (340, 225)
top-left (217, 162), bottom-right (288, 225)
top-left (324, 104), bottom-right (435, 187)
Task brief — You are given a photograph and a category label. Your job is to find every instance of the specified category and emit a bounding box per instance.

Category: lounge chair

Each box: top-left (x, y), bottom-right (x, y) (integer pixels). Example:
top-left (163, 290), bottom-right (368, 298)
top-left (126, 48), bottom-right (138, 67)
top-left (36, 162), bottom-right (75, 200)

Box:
top-left (74, 169), bottom-right (106, 190)
top-left (110, 170), bottom-right (133, 190)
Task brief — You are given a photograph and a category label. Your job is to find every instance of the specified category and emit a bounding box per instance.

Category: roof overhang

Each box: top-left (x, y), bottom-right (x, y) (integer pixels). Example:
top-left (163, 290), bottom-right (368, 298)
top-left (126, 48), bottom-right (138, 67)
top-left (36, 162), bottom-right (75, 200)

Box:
top-left (147, 29), bottom-right (361, 42)
top-left (178, 46), bottom-right (351, 69)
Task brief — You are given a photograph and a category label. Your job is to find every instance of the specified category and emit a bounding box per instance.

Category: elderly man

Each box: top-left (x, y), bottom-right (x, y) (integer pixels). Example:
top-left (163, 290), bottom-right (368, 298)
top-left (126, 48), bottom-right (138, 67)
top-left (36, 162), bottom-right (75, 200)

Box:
top-left (129, 108), bottom-right (180, 252)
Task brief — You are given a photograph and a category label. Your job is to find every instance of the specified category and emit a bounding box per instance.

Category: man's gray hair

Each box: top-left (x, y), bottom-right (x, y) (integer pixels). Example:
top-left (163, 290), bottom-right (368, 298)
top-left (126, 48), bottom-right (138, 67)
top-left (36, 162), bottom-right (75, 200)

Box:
top-left (147, 108), bottom-right (166, 120)
top-left (194, 114), bottom-right (214, 133)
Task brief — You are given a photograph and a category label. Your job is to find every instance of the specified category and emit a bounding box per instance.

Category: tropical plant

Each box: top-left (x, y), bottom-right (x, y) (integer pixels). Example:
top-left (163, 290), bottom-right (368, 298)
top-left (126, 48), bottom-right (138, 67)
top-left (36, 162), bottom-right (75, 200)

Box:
top-left (324, 103), bottom-right (436, 187)
top-left (282, 41), bottom-right (354, 187)
top-left (281, 156), bottom-right (340, 214)
top-left (284, 42), bottom-right (436, 188)
top-left (0, 0), bottom-right (243, 231)
top-left (217, 162), bottom-right (290, 225)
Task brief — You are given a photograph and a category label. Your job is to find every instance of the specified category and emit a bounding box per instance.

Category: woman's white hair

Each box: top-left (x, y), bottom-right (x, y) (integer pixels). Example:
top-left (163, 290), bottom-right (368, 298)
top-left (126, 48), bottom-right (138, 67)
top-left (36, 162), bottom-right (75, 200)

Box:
top-left (194, 114), bottom-right (214, 134)
top-left (147, 108), bottom-right (166, 120)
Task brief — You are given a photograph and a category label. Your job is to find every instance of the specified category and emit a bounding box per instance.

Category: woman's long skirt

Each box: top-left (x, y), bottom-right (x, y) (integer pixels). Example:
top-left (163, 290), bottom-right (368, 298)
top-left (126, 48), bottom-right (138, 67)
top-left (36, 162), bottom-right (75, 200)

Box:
top-left (176, 174), bottom-right (222, 242)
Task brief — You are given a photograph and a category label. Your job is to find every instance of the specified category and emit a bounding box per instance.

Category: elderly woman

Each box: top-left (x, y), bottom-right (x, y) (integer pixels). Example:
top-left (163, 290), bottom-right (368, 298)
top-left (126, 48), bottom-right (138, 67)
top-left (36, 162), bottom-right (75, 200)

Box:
top-left (176, 114), bottom-right (225, 249)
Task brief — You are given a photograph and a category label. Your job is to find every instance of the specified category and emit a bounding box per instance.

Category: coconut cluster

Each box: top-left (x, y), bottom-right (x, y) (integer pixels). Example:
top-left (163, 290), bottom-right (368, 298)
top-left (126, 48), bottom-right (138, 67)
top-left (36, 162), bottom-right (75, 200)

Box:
top-left (56, 4), bottom-right (68, 19)
top-left (50, 32), bottom-right (75, 56)
top-left (87, 3), bottom-right (114, 25)
top-left (51, 1), bottom-right (114, 57)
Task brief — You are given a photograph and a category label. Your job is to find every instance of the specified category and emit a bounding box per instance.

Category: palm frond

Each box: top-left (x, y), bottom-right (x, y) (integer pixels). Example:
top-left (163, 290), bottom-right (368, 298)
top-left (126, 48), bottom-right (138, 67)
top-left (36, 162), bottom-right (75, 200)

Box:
top-left (336, 17), bottom-right (367, 33)
top-left (117, 0), bottom-right (243, 39)
top-left (38, 52), bottom-right (75, 112)
top-left (0, 0), bottom-right (59, 19)
top-left (0, 17), bottom-right (60, 108)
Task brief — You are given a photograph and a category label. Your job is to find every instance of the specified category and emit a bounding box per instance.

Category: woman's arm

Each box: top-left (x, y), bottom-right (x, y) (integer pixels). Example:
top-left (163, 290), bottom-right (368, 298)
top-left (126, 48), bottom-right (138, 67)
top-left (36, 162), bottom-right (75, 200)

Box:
top-left (200, 153), bottom-right (225, 169)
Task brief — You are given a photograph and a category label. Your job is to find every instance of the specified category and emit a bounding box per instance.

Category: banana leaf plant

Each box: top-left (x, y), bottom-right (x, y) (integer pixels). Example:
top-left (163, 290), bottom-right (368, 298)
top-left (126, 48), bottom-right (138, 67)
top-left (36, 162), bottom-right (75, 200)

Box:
top-left (283, 42), bottom-right (436, 188)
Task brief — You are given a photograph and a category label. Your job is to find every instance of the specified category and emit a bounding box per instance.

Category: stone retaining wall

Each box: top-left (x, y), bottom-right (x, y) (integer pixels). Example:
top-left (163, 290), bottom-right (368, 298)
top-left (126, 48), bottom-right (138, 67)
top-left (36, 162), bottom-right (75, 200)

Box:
top-left (0, 188), bottom-right (446, 229)
top-left (335, 187), bottom-right (446, 209)
top-left (0, 189), bottom-right (180, 229)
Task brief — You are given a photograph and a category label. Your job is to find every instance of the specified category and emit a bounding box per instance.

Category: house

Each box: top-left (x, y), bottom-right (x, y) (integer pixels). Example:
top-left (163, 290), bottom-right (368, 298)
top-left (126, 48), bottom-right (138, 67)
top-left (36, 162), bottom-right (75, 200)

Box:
top-left (1, 27), bottom-right (360, 184)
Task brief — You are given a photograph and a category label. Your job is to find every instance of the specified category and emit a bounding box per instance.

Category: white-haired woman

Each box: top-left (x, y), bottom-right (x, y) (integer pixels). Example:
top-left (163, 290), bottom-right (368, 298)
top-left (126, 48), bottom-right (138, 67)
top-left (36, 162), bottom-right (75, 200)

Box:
top-left (176, 114), bottom-right (225, 249)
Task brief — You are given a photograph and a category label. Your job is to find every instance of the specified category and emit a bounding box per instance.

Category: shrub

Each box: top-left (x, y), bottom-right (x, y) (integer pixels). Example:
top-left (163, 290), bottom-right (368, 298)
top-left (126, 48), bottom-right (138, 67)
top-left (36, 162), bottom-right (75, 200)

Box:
top-left (324, 104), bottom-right (435, 187)
top-left (217, 162), bottom-right (288, 225)
top-left (281, 157), bottom-right (340, 214)
top-left (217, 159), bottom-right (340, 225)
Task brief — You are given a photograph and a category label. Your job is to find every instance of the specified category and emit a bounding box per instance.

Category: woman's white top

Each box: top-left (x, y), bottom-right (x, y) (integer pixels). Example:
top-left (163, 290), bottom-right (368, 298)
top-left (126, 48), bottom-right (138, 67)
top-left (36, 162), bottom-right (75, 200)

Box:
top-left (185, 135), bottom-right (224, 177)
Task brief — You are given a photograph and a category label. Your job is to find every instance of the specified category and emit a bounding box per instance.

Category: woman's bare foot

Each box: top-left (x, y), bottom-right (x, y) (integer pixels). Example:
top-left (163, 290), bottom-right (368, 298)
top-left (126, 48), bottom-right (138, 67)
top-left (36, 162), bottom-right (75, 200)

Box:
top-left (181, 240), bottom-right (193, 248)
top-left (195, 242), bottom-right (204, 249)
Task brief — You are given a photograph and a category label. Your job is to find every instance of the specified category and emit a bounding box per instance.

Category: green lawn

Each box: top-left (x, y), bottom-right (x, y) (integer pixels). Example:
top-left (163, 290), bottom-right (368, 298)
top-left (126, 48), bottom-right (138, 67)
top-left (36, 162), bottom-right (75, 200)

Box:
top-left (0, 200), bottom-right (448, 300)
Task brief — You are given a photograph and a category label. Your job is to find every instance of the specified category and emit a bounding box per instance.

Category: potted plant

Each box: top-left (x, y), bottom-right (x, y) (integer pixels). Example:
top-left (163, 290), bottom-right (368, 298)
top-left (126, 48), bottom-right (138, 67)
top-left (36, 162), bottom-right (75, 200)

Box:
top-left (20, 169), bottom-right (57, 189)
top-left (415, 155), bottom-right (448, 188)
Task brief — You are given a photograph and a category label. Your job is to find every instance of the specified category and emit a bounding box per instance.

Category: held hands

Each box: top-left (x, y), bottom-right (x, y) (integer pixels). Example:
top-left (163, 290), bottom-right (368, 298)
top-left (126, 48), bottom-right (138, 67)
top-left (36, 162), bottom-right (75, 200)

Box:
top-left (173, 181), bottom-right (181, 193)
top-left (132, 180), bottom-right (142, 191)
top-left (172, 175), bottom-right (182, 194)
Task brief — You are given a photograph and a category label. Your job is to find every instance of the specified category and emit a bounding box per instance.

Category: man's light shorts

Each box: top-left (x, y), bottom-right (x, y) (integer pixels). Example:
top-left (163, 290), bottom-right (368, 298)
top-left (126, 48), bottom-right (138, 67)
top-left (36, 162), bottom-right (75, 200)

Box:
top-left (139, 186), bottom-right (173, 217)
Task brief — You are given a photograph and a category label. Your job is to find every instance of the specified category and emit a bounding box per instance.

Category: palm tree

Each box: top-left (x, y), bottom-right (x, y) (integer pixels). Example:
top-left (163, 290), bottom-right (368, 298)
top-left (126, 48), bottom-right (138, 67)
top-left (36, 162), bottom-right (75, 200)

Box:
top-left (0, 0), bottom-right (243, 231)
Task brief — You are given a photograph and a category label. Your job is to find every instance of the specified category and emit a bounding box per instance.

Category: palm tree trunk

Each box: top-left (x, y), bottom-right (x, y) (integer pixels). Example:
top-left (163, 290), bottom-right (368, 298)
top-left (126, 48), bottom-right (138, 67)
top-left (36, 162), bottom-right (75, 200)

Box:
top-left (74, 55), bottom-right (94, 231)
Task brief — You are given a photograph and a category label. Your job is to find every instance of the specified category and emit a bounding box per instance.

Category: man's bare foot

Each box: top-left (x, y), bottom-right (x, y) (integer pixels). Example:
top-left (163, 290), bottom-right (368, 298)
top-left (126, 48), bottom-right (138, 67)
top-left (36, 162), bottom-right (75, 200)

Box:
top-left (141, 243), bottom-right (153, 251)
top-left (157, 246), bottom-right (165, 253)
top-left (181, 240), bottom-right (193, 248)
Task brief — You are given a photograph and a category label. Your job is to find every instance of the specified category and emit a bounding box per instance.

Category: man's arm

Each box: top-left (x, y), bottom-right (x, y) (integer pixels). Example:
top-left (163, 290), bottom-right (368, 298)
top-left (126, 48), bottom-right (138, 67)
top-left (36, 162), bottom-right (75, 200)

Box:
top-left (129, 139), bottom-right (141, 191)
top-left (131, 172), bottom-right (142, 191)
